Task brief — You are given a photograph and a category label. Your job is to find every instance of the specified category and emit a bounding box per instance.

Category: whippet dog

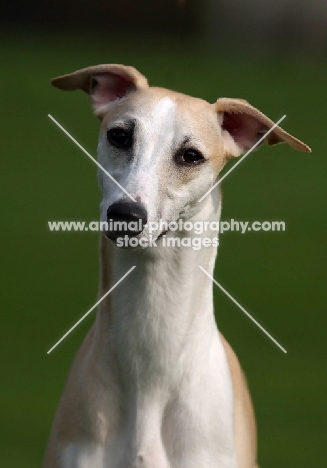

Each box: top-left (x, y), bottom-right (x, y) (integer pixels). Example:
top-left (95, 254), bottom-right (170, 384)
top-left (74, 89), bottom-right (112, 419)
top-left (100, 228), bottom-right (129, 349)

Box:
top-left (44, 64), bottom-right (310, 468)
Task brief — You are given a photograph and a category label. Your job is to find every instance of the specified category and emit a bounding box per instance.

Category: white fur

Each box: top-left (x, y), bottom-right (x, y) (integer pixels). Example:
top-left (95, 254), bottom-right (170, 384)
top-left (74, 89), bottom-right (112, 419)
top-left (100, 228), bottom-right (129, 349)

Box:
top-left (59, 190), bottom-right (238, 468)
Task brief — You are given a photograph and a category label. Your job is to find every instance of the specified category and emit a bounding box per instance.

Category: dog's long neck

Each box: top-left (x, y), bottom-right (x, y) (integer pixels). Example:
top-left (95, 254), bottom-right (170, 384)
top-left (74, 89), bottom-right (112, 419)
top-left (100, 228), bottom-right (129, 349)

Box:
top-left (94, 191), bottom-right (221, 394)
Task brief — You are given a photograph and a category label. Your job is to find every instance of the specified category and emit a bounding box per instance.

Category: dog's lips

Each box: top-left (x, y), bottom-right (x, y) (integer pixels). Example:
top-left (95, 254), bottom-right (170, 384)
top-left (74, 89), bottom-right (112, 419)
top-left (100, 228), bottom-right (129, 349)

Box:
top-left (104, 230), bottom-right (139, 242)
top-left (157, 229), bottom-right (169, 240)
top-left (103, 225), bottom-right (171, 247)
top-left (105, 230), bottom-right (138, 239)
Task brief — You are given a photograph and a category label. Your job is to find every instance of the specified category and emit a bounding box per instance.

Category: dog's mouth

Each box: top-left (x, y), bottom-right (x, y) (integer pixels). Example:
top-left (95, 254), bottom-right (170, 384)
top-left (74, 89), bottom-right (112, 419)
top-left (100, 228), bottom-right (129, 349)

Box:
top-left (104, 230), bottom-right (139, 240)
top-left (157, 228), bottom-right (169, 240)
top-left (103, 225), bottom-right (170, 249)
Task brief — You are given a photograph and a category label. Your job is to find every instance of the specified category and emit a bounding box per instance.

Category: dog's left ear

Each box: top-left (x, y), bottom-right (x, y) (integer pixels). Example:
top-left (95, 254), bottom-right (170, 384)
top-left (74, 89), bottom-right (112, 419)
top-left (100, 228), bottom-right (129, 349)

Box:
top-left (216, 98), bottom-right (311, 157)
top-left (51, 64), bottom-right (148, 118)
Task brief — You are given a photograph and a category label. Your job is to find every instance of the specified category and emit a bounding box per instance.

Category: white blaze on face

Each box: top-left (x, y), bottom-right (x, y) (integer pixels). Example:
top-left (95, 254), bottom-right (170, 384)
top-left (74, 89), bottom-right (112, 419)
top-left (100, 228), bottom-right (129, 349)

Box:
top-left (139, 96), bottom-right (176, 164)
top-left (128, 97), bottom-right (177, 205)
top-left (152, 96), bottom-right (176, 128)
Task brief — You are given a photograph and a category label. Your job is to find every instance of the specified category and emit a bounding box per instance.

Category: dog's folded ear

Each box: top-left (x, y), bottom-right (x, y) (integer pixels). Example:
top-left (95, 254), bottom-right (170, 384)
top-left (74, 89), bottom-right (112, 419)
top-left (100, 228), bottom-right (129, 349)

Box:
top-left (216, 98), bottom-right (311, 157)
top-left (51, 64), bottom-right (148, 118)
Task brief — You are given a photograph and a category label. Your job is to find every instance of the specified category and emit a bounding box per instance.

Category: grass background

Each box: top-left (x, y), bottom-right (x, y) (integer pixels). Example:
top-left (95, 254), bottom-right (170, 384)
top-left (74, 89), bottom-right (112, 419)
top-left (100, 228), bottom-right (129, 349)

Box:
top-left (1, 29), bottom-right (326, 467)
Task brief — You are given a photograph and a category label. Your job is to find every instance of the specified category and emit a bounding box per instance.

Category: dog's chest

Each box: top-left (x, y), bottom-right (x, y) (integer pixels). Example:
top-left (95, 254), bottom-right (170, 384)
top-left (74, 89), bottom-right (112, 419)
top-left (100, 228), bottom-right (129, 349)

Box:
top-left (60, 340), bottom-right (236, 468)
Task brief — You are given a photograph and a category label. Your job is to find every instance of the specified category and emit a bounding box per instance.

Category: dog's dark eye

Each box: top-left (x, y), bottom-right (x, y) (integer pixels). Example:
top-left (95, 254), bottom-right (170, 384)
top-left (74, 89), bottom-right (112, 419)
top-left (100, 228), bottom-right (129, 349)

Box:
top-left (176, 149), bottom-right (205, 166)
top-left (107, 128), bottom-right (132, 149)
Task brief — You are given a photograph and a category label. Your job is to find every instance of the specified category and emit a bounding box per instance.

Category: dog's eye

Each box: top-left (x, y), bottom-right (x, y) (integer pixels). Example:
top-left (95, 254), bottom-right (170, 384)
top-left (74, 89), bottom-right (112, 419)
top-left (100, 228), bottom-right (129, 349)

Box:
top-left (107, 128), bottom-right (132, 149)
top-left (176, 149), bottom-right (205, 166)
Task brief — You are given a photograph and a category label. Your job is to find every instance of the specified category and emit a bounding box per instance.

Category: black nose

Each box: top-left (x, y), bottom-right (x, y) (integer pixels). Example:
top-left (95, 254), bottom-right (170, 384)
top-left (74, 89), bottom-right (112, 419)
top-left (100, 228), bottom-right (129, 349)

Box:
top-left (106, 201), bottom-right (148, 238)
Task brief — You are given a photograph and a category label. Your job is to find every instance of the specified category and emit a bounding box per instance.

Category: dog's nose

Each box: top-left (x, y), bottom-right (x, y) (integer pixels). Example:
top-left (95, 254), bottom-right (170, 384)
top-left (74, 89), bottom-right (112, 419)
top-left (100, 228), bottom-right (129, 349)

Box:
top-left (106, 201), bottom-right (148, 238)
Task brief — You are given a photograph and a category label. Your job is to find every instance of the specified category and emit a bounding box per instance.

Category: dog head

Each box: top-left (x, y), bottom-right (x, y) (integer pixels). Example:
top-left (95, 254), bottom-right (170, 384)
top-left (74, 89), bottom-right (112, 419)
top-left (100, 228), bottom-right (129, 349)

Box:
top-left (52, 64), bottom-right (310, 247)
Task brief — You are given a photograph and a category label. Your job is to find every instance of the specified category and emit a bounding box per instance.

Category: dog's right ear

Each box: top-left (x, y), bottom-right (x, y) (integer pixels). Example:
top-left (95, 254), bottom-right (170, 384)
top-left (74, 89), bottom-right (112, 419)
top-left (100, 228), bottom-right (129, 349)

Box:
top-left (51, 64), bottom-right (148, 118)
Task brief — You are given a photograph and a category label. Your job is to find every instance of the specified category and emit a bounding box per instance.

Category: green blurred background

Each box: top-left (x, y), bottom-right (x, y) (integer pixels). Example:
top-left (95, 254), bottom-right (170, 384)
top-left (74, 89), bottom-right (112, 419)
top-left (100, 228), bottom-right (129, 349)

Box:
top-left (1, 1), bottom-right (327, 466)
